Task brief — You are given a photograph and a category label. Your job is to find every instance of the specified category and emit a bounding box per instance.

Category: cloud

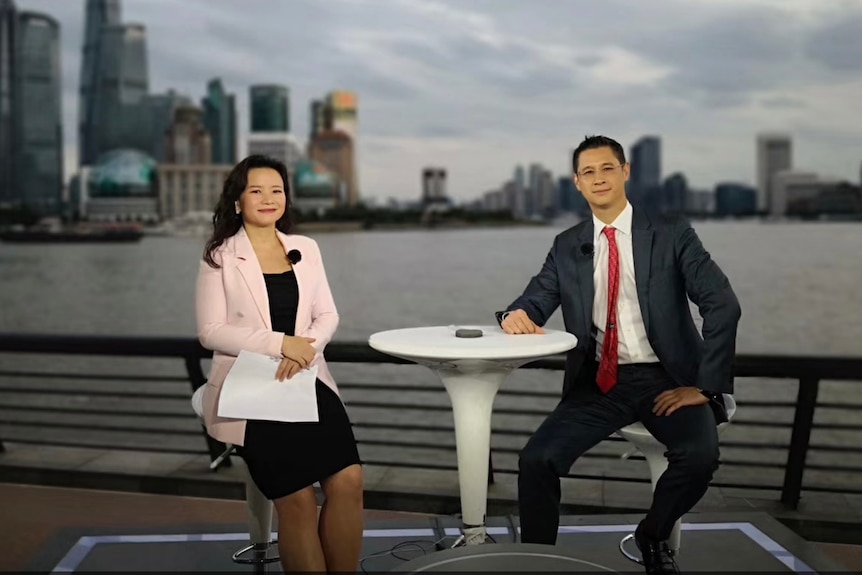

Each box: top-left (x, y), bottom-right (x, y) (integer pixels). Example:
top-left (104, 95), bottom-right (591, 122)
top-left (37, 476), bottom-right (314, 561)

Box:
top-left (760, 96), bottom-right (806, 109)
top-left (11, 0), bottom-right (862, 202)
top-left (806, 13), bottom-right (862, 72)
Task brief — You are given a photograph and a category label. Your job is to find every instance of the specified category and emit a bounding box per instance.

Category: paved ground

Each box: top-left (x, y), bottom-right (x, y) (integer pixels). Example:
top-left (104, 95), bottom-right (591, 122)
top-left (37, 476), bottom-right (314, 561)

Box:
top-left (1, 441), bottom-right (860, 526)
top-left (2, 483), bottom-right (859, 573)
top-left (0, 483), bottom-right (437, 571)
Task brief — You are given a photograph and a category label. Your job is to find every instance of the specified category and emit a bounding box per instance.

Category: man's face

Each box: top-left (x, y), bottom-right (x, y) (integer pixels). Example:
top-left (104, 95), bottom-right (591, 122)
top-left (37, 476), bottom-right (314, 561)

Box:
top-left (573, 146), bottom-right (630, 212)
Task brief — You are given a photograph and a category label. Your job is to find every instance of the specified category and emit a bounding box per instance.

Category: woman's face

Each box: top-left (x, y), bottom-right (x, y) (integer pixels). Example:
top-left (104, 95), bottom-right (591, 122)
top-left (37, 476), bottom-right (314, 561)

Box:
top-left (237, 167), bottom-right (287, 228)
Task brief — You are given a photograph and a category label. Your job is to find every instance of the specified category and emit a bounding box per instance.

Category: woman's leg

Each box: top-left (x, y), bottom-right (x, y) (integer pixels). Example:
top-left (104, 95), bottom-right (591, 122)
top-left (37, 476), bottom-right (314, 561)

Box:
top-left (319, 464), bottom-right (364, 572)
top-left (272, 486), bottom-right (326, 572)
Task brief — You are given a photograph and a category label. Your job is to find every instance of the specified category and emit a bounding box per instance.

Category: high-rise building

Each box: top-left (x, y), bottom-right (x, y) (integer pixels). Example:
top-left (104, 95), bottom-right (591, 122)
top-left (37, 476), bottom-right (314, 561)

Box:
top-left (202, 78), bottom-right (236, 164)
top-left (630, 136), bottom-right (661, 186)
top-left (0, 0), bottom-right (17, 205)
top-left (325, 90), bottom-right (357, 142)
top-left (661, 172), bottom-right (687, 215)
top-left (309, 99), bottom-right (325, 141)
top-left (511, 165), bottom-right (526, 218)
top-left (327, 91), bottom-right (359, 205)
top-left (140, 90), bottom-right (192, 162)
top-left (78, 0), bottom-right (120, 166)
top-left (629, 136), bottom-right (661, 208)
top-left (247, 133), bottom-right (304, 174)
top-left (250, 84), bottom-right (289, 133)
top-left (557, 176), bottom-right (589, 215)
top-left (715, 183), bottom-right (757, 217)
top-left (526, 162), bottom-right (544, 217)
top-left (422, 167), bottom-right (447, 205)
top-left (15, 11), bottom-right (63, 215)
top-left (514, 165), bottom-right (525, 190)
top-left (536, 169), bottom-right (556, 217)
top-left (96, 23), bottom-right (148, 156)
top-left (308, 130), bottom-right (354, 207)
top-left (756, 133), bottom-right (792, 214)
top-left (78, 0), bottom-right (150, 164)
top-left (165, 106), bottom-right (211, 165)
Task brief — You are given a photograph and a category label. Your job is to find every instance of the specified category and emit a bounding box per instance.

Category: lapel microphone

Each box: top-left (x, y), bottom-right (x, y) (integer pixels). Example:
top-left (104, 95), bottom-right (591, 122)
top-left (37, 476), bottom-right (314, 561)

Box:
top-left (580, 242), bottom-right (594, 257)
top-left (287, 249), bottom-right (302, 265)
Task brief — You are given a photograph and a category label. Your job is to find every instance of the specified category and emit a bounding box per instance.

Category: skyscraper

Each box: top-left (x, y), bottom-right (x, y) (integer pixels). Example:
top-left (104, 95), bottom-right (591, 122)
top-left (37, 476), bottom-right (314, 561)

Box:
top-left (514, 165), bottom-right (525, 190)
top-left (309, 99), bottom-right (325, 141)
top-left (79, 0), bottom-right (150, 164)
top-left (15, 11), bottom-right (62, 215)
top-left (629, 136), bottom-right (661, 208)
top-left (202, 78), bottom-right (236, 164)
top-left (309, 131), bottom-right (354, 207)
top-left (96, 23), bottom-right (148, 154)
top-left (78, 0), bottom-right (120, 166)
top-left (422, 167), bottom-right (447, 205)
top-left (630, 136), bottom-right (661, 187)
top-left (165, 105), bottom-right (211, 165)
top-left (0, 0), bottom-right (17, 205)
top-left (756, 133), bottom-right (792, 214)
top-left (325, 90), bottom-right (357, 142)
top-left (324, 90), bottom-right (359, 205)
top-left (250, 85), bottom-right (289, 133)
top-left (141, 90), bottom-right (192, 162)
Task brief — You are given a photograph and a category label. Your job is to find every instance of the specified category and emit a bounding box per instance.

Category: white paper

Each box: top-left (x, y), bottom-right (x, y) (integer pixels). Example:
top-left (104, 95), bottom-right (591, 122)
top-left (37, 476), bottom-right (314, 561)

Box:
top-left (217, 350), bottom-right (319, 423)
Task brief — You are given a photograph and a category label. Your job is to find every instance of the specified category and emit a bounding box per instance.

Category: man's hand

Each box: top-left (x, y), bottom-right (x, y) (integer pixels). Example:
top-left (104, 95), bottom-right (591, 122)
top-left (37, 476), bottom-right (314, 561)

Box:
top-left (501, 309), bottom-right (546, 335)
top-left (652, 386), bottom-right (709, 416)
top-left (275, 357), bottom-right (303, 381)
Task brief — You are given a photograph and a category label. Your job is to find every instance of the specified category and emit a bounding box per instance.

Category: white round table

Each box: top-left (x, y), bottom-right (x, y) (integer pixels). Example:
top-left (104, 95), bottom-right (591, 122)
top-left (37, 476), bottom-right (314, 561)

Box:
top-left (368, 325), bottom-right (577, 545)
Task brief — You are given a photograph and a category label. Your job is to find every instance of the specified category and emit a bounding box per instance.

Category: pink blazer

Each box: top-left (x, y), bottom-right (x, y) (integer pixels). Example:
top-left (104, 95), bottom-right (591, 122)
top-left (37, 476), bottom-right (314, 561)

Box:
top-left (195, 227), bottom-right (339, 446)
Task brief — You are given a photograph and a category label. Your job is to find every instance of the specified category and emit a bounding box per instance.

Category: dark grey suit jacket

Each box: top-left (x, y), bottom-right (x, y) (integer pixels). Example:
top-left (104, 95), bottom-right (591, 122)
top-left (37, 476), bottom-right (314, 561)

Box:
top-left (504, 207), bottom-right (741, 411)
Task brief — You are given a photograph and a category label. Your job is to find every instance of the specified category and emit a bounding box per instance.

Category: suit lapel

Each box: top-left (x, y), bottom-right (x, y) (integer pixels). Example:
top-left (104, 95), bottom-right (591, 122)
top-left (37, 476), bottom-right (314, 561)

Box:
top-left (575, 220), bottom-right (595, 337)
top-left (632, 208), bottom-right (653, 336)
top-left (232, 228), bottom-right (272, 329)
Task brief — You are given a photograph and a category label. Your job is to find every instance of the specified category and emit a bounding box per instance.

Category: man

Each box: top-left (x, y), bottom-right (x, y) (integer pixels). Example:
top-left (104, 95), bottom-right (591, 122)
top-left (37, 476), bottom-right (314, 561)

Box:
top-left (496, 135), bottom-right (741, 574)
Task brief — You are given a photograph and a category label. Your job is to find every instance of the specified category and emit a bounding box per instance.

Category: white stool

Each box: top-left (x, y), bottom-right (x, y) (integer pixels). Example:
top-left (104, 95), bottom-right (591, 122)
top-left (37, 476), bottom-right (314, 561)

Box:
top-left (617, 394), bottom-right (737, 563)
top-left (191, 386), bottom-right (279, 570)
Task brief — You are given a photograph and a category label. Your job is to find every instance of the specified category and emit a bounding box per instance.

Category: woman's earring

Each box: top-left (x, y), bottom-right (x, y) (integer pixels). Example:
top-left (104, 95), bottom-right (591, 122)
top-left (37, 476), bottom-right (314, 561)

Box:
top-left (235, 202), bottom-right (241, 215)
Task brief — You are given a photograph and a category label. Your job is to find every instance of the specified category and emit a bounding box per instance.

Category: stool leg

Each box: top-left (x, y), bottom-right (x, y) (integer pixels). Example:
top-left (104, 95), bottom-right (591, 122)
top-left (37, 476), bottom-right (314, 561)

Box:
top-left (232, 466), bottom-right (280, 569)
top-left (245, 474), bottom-right (273, 545)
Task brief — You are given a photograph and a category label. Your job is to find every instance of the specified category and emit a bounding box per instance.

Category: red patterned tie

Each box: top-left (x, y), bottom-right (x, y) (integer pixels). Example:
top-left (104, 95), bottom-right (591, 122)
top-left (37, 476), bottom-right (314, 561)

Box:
top-left (597, 226), bottom-right (619, 393)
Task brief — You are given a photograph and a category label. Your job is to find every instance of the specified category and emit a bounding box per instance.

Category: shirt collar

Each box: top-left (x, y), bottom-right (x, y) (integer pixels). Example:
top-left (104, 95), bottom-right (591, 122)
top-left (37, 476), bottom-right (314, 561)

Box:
top-left (593, 201), bottom-right (633, 244)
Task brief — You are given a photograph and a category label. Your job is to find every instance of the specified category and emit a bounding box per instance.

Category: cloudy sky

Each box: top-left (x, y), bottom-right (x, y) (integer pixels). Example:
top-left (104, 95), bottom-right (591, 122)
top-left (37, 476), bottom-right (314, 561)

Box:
top-left (17, 0), bottom-right (862, 202)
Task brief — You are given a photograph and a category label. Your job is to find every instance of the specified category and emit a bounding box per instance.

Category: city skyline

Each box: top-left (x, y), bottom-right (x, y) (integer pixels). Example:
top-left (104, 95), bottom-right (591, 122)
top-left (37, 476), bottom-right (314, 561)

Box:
top-left (16, 0), bottom-right (862, 202)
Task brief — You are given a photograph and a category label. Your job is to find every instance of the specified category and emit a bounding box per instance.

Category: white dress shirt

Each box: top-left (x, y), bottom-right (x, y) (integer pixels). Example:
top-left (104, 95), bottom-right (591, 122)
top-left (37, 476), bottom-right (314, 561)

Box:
top-left (592, 202), bottom-right (659, 364)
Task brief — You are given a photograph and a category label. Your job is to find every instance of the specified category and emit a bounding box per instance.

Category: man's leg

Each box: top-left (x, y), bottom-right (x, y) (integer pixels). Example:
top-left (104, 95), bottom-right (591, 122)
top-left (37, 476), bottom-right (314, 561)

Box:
top-left (518, 389), bottom-right (638, 544)
top-left (639, 394), bottom-right (720, 541)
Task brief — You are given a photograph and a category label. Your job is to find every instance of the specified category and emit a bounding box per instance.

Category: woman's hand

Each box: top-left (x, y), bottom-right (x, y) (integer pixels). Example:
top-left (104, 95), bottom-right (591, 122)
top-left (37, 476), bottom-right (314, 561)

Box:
top-left (281, 335), bottom-right (317, 369)
top-left (275, 357), bottom-right (303, 381)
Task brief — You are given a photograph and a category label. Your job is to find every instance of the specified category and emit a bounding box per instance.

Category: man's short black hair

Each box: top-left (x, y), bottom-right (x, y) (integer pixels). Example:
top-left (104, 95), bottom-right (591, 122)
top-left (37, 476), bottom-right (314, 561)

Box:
top-left (572, 135), bottom-right (627, 173)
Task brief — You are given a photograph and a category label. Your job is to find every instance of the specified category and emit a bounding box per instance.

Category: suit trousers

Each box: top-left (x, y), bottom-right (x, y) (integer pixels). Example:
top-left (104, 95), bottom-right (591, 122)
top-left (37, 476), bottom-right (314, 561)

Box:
top-left (518, 362), bottom-right (720, 544)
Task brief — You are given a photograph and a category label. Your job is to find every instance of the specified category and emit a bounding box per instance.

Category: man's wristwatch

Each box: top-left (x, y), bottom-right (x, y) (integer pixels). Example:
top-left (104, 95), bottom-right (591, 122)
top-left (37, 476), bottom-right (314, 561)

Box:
top-left (697, 388), bottom-right (721, 402)
top-left (495, 310), bottom-right (511, 326)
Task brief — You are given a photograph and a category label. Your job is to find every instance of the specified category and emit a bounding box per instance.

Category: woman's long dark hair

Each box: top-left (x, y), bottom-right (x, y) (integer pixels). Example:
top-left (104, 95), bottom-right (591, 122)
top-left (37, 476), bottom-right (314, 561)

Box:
top-left (203, 155), bottom-right (294, 268)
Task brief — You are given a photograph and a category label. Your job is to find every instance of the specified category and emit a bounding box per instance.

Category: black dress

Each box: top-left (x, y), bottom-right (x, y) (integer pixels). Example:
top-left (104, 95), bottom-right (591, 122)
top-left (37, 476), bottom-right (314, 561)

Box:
top-left (236, 270), bottom-right (361, 500)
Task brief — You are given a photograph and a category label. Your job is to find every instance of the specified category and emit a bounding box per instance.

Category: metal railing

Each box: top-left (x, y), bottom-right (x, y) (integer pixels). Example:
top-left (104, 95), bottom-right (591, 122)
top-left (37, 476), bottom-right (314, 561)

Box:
top-left (0, 333), bottom-right (860, 511)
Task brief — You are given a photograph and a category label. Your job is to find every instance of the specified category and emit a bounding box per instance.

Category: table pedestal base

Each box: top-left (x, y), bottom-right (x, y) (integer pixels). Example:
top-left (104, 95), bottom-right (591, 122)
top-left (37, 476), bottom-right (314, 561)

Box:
top-left (435, 360), bottom-right (517, 546)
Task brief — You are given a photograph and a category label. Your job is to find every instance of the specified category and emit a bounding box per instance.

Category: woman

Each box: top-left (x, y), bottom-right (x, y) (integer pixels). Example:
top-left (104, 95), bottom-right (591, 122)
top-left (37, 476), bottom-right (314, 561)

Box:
top-left (195, 155), bottom-right (363, 573)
